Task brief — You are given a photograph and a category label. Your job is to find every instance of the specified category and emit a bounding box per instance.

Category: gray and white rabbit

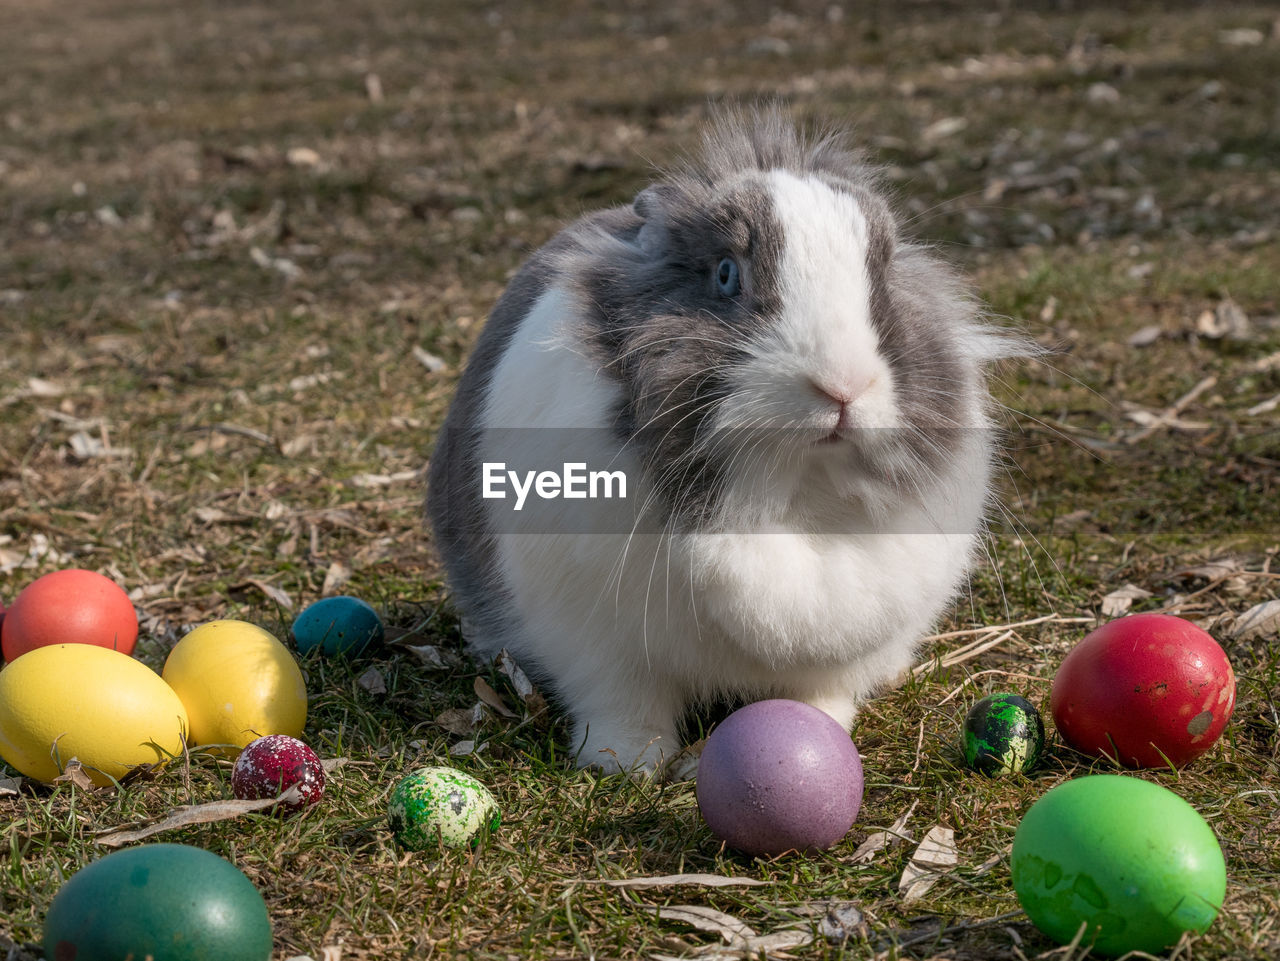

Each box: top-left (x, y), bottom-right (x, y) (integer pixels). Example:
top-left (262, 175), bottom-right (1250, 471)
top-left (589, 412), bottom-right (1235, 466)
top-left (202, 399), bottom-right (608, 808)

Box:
top-left (426, 107), bottom-right (1027, 773)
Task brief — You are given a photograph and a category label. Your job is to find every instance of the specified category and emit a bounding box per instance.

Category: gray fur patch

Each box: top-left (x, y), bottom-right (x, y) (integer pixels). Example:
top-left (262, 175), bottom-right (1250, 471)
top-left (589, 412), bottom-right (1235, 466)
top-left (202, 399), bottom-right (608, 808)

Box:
top-left (562, 175), bottom-right (786, 526)
top-left (425, 207), bottom-right (636, 654)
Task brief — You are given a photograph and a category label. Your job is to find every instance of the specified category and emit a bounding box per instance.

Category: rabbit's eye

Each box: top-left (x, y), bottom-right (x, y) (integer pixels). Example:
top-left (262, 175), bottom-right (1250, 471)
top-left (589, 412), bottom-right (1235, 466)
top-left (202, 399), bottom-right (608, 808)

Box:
top-left (716, 257), bottom-right (741, 296)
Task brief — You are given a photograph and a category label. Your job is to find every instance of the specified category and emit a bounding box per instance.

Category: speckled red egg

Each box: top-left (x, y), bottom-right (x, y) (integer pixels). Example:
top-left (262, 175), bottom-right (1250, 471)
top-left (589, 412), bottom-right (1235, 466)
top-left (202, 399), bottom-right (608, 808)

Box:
top-left (696, 699), bottom-right (863, 857)
top-left (231, 734), bottom-right (325, 812)
top-left (1051, 613), bottom-right (1235, 768)
top-left (1, 569), bottom-right (138, 662)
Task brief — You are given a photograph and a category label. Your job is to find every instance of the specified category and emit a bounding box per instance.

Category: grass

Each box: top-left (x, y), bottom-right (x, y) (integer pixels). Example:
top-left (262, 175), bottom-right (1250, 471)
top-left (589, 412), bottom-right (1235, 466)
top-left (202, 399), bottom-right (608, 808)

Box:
top-left (2, 0), bottom-right (1279, 958)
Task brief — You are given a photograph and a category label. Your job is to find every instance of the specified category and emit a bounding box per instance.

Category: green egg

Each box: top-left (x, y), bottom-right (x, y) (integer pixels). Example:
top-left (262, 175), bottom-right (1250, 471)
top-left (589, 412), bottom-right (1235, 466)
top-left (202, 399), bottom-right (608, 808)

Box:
top-left (1012, 775), bottom-right (1226, 957)
top-left (389, 766), bottom-right (501, 851)
top-left (43, 843), bottom-right (272, 961)
top-left (962, 692), bottom-right (1045, 775)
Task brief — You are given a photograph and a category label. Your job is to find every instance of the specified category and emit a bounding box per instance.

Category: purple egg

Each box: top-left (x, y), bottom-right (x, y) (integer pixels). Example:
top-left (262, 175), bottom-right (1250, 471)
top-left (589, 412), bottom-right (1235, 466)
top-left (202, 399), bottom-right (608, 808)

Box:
top-left (696, 699), bottom-right (863, 857)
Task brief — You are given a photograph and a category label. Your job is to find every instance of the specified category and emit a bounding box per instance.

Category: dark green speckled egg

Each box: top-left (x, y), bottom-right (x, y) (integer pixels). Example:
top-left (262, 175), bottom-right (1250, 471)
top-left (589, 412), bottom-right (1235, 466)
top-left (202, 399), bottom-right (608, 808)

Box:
top-left (962, 692), bottom-right (1045, 775)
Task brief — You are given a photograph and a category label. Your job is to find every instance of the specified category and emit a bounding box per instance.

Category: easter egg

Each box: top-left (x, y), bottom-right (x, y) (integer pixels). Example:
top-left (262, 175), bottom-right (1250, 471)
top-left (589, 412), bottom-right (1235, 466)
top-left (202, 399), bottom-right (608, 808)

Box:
top-left (696, 699), bottom-right (863, 857)
top-left (291, 595), bottom-right (384, 656)
top-left (1012, 775), bottom-right (1225, 956)
top-left (43, 843), bottom-right (271, 961)
top-left (962, 692), bottom-right (1045, 775)
top-left (162, 620), bottom-right (307, 752)
top-left (388, 766), bottom-right (501, 850)
top-left (232, 734), bottom-right (325, 812)
top-left (1052, 613), bottom-right (1235, 768)
top-left (0, 644), bottom-right (188, 785)
top-left (1, 569), bottom-right (138, 662)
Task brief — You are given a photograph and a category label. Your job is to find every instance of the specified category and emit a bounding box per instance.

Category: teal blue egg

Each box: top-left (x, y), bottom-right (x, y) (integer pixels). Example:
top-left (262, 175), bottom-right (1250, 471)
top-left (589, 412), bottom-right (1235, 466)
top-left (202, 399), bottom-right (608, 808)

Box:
top-left (291, 595), bottom-right (384, 656)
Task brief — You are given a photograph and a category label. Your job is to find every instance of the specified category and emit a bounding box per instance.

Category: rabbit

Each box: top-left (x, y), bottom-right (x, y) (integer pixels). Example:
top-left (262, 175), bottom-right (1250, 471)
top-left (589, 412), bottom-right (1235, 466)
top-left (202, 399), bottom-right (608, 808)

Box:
top-left (426, 106), bottom-right (1030, 775)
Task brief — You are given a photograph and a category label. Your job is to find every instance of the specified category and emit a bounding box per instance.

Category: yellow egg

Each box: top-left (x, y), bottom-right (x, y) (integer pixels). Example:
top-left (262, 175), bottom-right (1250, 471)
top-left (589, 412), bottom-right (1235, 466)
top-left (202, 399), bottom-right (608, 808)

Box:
top-left (162, 619), bottom-right (307, 751)
top-left (0, 644), bottom-right (189, 785)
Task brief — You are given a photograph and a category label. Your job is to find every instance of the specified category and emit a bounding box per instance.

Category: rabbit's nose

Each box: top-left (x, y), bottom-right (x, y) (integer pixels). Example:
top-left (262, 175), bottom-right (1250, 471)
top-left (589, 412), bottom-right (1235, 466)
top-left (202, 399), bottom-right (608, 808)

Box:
top-left (808, 375), bottom-right (874, 408)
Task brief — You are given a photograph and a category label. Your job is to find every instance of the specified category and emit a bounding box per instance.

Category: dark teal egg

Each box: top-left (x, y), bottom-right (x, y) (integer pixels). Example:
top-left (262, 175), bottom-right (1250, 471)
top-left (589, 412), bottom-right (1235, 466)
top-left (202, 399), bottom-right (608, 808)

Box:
top-left (962, 692), bottom-right (1045, 775)
top-left (291, 595), bottom-right (384, 656)
top-left (43, 843), bottom-right (271, 961)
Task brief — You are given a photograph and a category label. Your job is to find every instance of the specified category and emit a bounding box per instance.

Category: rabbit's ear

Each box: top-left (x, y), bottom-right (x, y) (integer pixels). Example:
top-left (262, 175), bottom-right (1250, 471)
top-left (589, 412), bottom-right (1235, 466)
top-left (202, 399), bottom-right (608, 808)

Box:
top-left (633, 184), bottom-right (677, 256)
top-left (632, 183), bottom-right (675, 220)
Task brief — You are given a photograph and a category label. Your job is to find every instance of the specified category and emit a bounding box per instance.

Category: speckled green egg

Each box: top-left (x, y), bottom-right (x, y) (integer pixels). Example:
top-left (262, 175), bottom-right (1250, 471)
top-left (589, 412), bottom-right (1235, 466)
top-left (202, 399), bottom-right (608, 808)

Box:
top-left (388, 766), bottom-right (500, 850)
top-left (962, 692), bottom-right (1046, 775)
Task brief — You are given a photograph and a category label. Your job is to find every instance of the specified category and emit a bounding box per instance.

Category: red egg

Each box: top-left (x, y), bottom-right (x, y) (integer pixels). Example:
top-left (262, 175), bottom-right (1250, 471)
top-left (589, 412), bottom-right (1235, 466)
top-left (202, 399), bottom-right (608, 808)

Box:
top-left (1051, 613), bottom-right (1235, 768)
top-left (231, 734), bottom-right (325, 812)
top-left (1, 569), bottom-right (138, 662)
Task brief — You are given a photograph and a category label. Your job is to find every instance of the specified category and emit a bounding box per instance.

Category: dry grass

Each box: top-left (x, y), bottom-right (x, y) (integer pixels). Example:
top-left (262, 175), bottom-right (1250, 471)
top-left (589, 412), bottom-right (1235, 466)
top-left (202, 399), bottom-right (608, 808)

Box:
top-left (2, 0), bottom-right (1278, 958)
